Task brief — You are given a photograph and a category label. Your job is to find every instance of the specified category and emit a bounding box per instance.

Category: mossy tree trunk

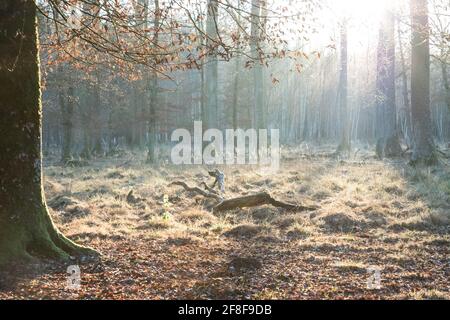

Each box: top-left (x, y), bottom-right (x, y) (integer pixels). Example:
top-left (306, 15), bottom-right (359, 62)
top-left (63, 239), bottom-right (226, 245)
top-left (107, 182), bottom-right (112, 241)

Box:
top-left (0, 0), bottom-right (97, 266)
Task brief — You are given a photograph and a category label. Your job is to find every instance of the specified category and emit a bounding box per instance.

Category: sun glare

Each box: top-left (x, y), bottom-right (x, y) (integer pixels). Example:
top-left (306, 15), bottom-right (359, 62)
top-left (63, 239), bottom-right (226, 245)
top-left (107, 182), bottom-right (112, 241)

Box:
top-left (339, 0), bottom-right (389, 19)
top-left (321, 0), bottom-right (395, 52)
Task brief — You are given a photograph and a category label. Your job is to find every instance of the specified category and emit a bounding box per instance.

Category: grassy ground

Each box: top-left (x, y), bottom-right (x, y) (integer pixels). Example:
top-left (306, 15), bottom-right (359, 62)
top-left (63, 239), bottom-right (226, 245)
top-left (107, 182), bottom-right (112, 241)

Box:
top-left (0, 146), bottom-right (449, 299)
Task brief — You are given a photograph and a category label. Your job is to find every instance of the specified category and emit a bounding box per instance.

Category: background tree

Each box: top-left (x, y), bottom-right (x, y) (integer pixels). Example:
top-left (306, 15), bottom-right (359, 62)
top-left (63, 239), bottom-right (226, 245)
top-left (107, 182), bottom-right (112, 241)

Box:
top-left (147, 0), bottom-right (160, 163)
top-left (336, 19), bottom-right (350, 154)
top-left (375, 6), bottom-right (402, 158)
top-left (410, 0), bottom-right (438, 164)
top-left (204, 0), bottom-right (219, 130)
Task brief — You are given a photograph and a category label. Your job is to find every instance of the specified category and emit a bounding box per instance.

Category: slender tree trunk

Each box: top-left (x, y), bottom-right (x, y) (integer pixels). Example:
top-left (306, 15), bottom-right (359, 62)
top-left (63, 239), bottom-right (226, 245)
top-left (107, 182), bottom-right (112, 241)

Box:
top-left (60, 83), bottom-right (75, 163)
top-left (375, 8), bottom-right (402, 158)
top-left (201, 63), bottom-right (207, 125)
top-left (336, 20), bottom-right (350, 153)
top-left (397, 22), bottom-right (413, 147)
top-left (132, 0), bottom-right (148, 150)
top-left (302, 97), bottom-right (309, 141)
top-left (198, 31), bottom-right (207, 127)
top-left (230, 1), bottom-right (242, 130)
top-left (108, 106), bottom-right (115, 154)
top-left (205, 0), bottom-right (219, 130)
top-left (250, 0), bottom-right (260, 129)
top-left (232, 56), bottom-right (240, 130)
top-left (250, 0), bottom-right (267, 130)
top-left (0, 0), bottom-right (96, 266)
top-left (441, 60), bottom-right (450, 114)
top-left (410, 0), bottom-right (437, 164)
top-left (131, 82), bottom-right (142, 148)
top-left (147, 69), bottom-right (158, 163)
top-left (92, 71), bottom-right (103, 156)
top-left (80, 83), bottom-right (92, 159)
top-left (147, 0), bottom-right (159, 163)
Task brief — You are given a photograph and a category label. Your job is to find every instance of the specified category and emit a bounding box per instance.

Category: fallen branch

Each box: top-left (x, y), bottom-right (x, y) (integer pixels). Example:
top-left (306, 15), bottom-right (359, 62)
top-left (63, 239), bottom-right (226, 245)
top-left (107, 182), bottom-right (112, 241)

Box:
top-left (170, 172), bottom-right (318, 214)
top-left (213, 192), bottom-right (317, 213)
top-left (116, 159), bottom-right (133, 168)
top-left (170, 181), bottom-right (223, 201)
top-left (200, 181), bottom-right (219, 195)
top-left (436, 148), bottom-right (450, 158)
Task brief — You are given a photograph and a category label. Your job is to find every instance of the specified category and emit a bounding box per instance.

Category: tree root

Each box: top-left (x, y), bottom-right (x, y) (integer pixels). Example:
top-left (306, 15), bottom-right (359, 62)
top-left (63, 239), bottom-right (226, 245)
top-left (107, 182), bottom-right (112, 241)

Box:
top-left (0, 205), bottom-right (100, 268)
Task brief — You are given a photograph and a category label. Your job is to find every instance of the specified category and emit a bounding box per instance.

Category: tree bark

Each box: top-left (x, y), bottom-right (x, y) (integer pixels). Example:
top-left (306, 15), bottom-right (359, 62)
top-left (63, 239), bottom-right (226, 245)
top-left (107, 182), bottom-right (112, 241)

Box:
top-left (0, 0), bottom-right (97, 266)
top-left (441, 60), bottom-right (450, 114)
top-left (147, 0), bottom-right (159, 163)
top-left (92, 71), bottom-right (103, 156)
top-left (80, 84), bottom-right (92, 159)
top-left (250, 0), bottom-right (267, 130)
top-left (232, 56), bottom-right (240, 130)
top-left (410, 0), bottom-right (437, 165)
top-left (205, 0), bottom-right (219, 130)
top-left (60, 83), bottom-right (75, 163)
top-left (397, 21), bottom-right (413, 147)
top-left (375, 8), bottom-right (402, 158)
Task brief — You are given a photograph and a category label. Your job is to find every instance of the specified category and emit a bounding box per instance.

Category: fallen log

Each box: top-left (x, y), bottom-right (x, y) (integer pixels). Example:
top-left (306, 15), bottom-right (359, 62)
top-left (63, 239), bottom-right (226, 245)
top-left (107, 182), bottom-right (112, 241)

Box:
top-left (213, 192), bottom-right (317, 213)
top-left (170, 171), bottom-right (318, 213)
top-left (200, 181), bottom-right (219, 195)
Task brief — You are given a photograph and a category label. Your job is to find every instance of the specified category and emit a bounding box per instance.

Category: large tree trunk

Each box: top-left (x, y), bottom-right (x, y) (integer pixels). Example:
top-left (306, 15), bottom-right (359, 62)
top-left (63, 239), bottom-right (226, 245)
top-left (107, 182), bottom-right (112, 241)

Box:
top-left (375, 8), bottom-right (402, 158)
top-left (410, 0), bottom-right (437, 164)
top-left (0, 0), bottom-right (96, 266)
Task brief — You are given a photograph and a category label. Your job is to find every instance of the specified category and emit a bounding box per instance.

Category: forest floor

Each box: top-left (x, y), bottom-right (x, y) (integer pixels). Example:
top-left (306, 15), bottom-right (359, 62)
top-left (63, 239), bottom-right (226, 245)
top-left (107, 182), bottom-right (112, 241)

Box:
top-left (0, 145), bottom-right (449, 299)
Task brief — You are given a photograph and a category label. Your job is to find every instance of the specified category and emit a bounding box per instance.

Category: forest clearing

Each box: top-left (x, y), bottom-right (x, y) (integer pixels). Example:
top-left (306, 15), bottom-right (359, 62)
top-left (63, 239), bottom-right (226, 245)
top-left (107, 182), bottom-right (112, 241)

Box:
top-left (1, 0), bottom-right (449, 303)
top-left (1, 146), bottom-right (448, 299)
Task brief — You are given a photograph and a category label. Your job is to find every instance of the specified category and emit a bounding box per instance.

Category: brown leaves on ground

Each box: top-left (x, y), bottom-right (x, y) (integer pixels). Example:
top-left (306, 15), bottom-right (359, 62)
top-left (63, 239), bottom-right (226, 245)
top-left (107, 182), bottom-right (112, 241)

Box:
top-left (0, 146), bottom-right (449, 299)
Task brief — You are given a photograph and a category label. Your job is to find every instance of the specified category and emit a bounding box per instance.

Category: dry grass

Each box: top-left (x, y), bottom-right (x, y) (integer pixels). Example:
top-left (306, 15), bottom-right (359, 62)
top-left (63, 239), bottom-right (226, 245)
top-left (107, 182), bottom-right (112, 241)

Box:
top-left (2, 146), bottom-right (448, 299)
